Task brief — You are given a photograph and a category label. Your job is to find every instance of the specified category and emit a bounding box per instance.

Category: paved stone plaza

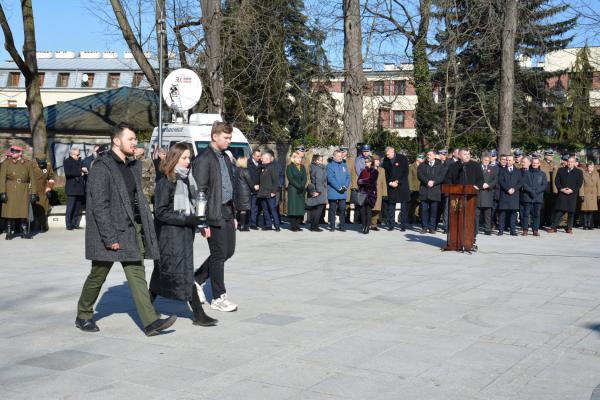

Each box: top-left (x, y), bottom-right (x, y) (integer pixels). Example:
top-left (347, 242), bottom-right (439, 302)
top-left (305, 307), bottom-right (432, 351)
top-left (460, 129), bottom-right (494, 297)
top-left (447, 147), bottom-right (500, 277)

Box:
top-left (1, 226), bottom-right (600, 399)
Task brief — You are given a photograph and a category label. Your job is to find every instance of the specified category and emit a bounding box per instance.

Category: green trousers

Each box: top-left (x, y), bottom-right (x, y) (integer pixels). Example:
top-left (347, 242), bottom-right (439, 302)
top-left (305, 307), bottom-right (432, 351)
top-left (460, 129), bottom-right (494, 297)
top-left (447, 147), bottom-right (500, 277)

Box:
top-left (76, 224), bottom-right (159, 328)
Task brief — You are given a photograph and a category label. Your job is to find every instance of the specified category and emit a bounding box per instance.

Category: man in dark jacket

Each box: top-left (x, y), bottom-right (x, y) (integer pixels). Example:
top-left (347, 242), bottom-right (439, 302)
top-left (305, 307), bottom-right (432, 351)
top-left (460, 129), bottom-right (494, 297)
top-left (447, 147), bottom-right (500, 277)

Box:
top-left (247, 147), bottom-right (262, 229)
top-left (521, 157), bottom-right (548, 236)
top-left (192, 121), bottom-right (239, 312)
top-left (382, 146), bottom-right (410, 231)
top-left (497, 155), bottom-right (522, 235)
top-left (257, 152), bottom-right (281, 231)
top-left (75, 122), bottom-right (176, 336)
top-left (476, 153), bottom-right (497, 236)
top-left (417, 150), bottom-right (445, 233)
top-left (548, 156), bottom-right (584, 233)
top-left (63, 148), bottom-right (86, 230)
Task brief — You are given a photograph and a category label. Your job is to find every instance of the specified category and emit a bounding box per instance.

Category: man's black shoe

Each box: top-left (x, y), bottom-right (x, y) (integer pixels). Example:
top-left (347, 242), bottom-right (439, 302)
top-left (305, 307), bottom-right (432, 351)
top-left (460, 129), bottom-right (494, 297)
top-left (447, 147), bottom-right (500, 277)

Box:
top-left (261, 226), bottom-right (273, 231)
top-left (274, 226), bottom-right (281, 232)
top-left (250, 226), bottom-right (259, 230)
top-left (400, 227), bottom-right (406, 232)
top-left (75, 318), bottom-right (99, 332)
top-left (329, 226), bottom-right (335, 232)
top-left (311, 228), bottom-right (323, 232)
top-left (144, 315), bottom-right (177, 337)
top-left (66, 226), bottom-right (74, 231)
top-left (484, 231), bottom-right (491, 236)
top-left (337, 226), bottom-right (346, 232)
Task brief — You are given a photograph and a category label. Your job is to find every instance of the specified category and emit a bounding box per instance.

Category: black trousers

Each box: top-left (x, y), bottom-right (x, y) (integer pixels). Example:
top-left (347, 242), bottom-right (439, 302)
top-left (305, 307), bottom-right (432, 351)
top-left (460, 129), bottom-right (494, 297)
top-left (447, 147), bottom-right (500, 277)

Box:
top-left (307, 204), bottom-right (324, 230)
top-left (386, 201), bottom-right (408, 228)
top-left (195, 207), bottom-right (236, 300)
top-left (66, 195), bottom-right (84, 228)
top-left (552, 210), bottom-right (575, 229)
top-left (476, 207), bottom-right (492, 233)
top-left (360, 204), bottom-right (373, 229)
top-left (328, 199), bottom-right (346, 228)
top-left (289, 215), bottom-right (302, 230)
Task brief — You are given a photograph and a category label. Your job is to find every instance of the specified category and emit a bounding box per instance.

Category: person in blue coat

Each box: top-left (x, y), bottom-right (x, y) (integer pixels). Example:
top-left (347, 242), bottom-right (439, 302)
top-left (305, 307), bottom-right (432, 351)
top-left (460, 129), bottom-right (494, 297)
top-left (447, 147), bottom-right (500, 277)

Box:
top-left (497, 155), bottom-right (522, 235)
top-left (327, 149), bottom-right (351, 232)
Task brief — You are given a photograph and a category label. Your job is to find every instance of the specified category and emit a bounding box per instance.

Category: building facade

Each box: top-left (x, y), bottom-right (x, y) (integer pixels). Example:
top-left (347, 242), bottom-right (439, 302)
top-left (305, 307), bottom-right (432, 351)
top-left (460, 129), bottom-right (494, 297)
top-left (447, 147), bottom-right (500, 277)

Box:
top-left (0, 51), bottom-right (154, 108)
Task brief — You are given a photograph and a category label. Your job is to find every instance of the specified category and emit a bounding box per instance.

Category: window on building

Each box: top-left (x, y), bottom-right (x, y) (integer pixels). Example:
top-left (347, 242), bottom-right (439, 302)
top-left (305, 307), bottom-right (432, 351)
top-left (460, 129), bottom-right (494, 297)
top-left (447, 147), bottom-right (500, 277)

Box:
top-left (394, 80), bottom-right (406, 96)
top-left (7, 72), bottom-right (20, 87)
top-left (393, 111), bottom-right (405, 129)
top-left (132, 72), bottom-right (145, 87)
top-left (39, 72), bottom-right (45, 87)
top-left (81, 73), bottom-right (95, 87)
top-left (373, 80), bottom-right (385, 96)
top-left (107, 73), bottom-right (120, 88)
top-left (7, 100), bottom-right (17, 108)
top-left (56, 73), bottom-right (70, 88)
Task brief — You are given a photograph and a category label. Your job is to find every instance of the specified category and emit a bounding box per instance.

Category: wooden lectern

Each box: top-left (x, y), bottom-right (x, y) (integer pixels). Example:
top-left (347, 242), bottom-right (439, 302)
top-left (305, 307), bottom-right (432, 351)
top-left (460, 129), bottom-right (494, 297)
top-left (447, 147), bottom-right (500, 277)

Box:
top-left (441, 184), bottom-right (478, 252)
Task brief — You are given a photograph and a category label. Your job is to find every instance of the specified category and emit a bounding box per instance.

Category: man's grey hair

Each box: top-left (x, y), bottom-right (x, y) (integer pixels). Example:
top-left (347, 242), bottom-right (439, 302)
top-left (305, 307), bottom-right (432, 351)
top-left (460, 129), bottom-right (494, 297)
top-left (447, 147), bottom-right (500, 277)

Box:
top-left (385, 146), bottom-right (395, 153)
top-left (522, 156), bottom-right (532, 163)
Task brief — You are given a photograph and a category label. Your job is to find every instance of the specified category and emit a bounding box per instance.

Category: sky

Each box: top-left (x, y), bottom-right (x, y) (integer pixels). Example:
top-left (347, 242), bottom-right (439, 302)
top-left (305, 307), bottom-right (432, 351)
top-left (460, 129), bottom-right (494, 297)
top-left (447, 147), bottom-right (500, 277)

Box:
top-left (1, 0), bottom-right (599, 68)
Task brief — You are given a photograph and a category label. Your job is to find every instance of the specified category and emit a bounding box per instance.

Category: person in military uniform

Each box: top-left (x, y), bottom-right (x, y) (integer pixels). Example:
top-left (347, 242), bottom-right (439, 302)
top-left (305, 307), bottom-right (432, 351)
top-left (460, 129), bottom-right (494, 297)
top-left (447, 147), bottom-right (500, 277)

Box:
top-left (0, 145), bottom-right (39, 239)
top-left (32, 155), bottom-right (56, 232)
top-left (408, 153), bottom-right (424, 225)
top-left (0, 152), bottom-right (6, 234)
top-left (513, 149), bottom-right (524, 169)
top-left (135, 145), bottom-right (156, 205)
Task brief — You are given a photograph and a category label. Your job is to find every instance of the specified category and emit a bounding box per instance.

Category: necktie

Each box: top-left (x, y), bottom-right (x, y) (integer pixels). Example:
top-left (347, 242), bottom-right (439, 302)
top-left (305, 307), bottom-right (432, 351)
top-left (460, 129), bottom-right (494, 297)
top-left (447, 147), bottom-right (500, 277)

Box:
top-left (509, 167), bottom-right (512, 172)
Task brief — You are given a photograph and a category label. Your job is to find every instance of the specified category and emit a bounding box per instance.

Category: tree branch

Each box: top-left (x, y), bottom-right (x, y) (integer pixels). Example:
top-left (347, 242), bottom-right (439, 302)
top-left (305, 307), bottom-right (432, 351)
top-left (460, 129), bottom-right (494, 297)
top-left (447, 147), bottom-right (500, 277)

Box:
top-left (0, 3), bottom-right (28, 74)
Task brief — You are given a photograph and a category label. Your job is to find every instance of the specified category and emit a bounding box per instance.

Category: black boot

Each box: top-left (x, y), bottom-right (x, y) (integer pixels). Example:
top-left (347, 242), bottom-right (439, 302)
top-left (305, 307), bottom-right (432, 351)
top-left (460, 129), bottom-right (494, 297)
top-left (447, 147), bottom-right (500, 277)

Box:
top-left (190, 288), bottom-right (217, 326)
top-left (20, 219), bottom-right (33, 239)
top-left (6, 219), bottom-right (17, 240)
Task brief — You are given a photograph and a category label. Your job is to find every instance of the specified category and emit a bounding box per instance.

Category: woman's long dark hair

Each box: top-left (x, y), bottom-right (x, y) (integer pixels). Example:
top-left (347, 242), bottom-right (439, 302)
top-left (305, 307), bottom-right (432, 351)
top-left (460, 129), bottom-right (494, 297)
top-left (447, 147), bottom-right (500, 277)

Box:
top-left (160, 143), bottom-right (190, 182)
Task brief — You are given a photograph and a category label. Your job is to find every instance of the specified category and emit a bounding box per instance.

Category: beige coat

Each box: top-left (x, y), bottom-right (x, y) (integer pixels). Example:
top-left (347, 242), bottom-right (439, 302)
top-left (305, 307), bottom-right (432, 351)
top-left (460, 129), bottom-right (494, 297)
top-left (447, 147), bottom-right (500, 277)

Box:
top-left (32, 161), bottom-right (55, 214)
top-left (373, 166), bottom-right (388, 211)
top-left (579, 171), bottom-right (600, 211)
top-left (0, 158), bottom-right (38, 218)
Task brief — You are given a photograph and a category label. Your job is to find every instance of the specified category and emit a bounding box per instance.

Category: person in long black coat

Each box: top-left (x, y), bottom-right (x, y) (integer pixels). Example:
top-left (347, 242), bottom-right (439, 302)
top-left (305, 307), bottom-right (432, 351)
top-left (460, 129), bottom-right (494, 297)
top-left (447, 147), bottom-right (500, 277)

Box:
top-left (149, 143), bottom-right (217, 327)
top-left (63, 147), bottom-right (86, 230)
top-left (234, 156), bottom-right (253, 231)
top-left (549, 157), bottom-right (584, 233)
top-left (476, 154), bottom-right (498, 235)
top-left (519, 157), bottom-right (548, 236)
top-left (247, 148), bottom-right (262, 229)
top-left (257, 152), bottom-right (281, 231)
top-left (497, 156), bottom-right (522, 235)
top-left (417, 151), bottom-right (445, 233)
top-left (382, 147), bottom-right (410, 231)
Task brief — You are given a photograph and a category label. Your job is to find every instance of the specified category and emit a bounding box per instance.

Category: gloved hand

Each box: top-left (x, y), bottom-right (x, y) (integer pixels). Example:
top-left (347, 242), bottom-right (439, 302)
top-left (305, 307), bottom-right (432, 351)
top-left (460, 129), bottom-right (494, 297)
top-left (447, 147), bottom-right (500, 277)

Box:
top-left (184, 215), bottom-right (204, 226)
top-left (30, 194), bottom-right (40, 203)
top-left (0, 192), bottom-right (7, 203)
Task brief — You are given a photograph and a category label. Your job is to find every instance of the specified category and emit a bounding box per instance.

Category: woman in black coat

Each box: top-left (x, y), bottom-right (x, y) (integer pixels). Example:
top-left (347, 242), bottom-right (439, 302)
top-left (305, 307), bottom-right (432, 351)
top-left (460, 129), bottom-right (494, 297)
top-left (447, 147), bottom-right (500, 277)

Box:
top-left (234, 156), bottom-right (254, 231)
top-left (357, 157), bottom-right (378, 234)
top-left (149, 143), bottom-right (217, 327)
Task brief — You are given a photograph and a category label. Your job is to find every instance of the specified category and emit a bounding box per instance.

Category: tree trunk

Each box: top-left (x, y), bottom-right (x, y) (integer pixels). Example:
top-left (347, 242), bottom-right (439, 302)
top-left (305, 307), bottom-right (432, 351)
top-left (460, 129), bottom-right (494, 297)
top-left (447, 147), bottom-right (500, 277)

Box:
top-left (201, 0), bottom-right (224, 114)
top-left (111, 0), bottom-right (159, 91)
top-left (413, 0), bottom-right (433, 151)
top-left (497, 0), bottom-right (518, 154)
top-left (0, 0), bottom-right (48, 157)
top-left (156, 0), bottom-right (169, 77)
top-left (343, 0), bottom-right (365, 156)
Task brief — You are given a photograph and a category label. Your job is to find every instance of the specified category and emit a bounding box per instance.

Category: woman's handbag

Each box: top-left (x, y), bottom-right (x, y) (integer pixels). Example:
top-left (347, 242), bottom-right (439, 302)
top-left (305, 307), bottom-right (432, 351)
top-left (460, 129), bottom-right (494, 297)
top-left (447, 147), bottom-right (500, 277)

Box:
top-left (350, 188), bottom-right (367, 206)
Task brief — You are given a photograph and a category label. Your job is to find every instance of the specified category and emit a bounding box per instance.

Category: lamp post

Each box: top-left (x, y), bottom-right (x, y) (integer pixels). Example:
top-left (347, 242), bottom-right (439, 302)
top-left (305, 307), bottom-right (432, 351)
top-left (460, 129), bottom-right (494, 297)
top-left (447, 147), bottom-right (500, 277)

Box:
top-left (157, 9), bottom-right (165, 149)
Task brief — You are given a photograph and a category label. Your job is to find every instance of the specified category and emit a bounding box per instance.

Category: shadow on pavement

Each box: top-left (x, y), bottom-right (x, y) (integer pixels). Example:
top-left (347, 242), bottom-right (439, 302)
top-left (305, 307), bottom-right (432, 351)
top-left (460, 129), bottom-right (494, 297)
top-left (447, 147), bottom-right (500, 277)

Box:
top-left (404, 233), bottom-right (446, 248)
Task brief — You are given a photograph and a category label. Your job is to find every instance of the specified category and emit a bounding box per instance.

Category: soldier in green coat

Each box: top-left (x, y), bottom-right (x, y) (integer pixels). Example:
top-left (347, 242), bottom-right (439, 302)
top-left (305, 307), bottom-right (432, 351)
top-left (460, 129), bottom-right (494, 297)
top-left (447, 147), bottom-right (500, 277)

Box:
top-left (0, 145), bottom-right (38, 239)
top-left (286, 151), bottom-right (307, 231)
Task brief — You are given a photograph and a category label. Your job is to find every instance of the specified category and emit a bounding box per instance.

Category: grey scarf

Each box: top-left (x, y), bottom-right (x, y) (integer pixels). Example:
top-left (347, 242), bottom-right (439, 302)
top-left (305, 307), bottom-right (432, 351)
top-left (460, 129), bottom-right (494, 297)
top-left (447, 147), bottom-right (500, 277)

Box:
top-left (174, 166), bottom-right (198, 215)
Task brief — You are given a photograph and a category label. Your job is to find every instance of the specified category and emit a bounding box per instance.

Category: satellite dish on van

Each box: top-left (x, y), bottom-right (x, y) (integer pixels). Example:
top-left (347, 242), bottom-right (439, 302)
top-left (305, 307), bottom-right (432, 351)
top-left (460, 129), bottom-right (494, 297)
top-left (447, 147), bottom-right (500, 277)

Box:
top-left (162, 68), bottom-right (202, 112)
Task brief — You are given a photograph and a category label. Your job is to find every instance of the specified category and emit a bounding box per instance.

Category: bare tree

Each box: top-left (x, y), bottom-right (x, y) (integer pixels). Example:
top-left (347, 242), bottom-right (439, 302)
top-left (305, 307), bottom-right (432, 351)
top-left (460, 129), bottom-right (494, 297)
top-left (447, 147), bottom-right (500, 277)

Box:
top-left (497, 0), bottom-right (518, 154)
top-left (0, 1), bottom-right (48, 156)
top-left (343, 0), bottom-right (366, 154)
top-left (200, 0), bottom-right (224, 113)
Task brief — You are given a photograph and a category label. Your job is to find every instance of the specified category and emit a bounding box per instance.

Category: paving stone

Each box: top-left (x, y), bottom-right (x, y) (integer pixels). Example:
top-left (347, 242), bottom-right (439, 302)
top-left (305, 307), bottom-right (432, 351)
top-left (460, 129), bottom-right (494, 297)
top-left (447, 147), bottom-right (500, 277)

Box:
top-left (242, 313), bottom-right (305, 326)
top-left (18, 349), bottom-right (109, 371)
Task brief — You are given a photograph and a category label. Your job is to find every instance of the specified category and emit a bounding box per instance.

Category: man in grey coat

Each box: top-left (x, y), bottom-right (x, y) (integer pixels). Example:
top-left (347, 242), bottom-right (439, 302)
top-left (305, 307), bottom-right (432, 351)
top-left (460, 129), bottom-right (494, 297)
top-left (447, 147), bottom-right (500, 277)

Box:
top-left (75, 122), bottom-right (177, 336)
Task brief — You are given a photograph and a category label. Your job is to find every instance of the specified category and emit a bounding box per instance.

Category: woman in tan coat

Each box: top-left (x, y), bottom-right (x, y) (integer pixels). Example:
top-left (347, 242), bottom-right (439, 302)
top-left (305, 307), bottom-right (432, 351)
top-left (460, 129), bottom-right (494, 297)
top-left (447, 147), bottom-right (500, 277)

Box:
top-left (580, 162), bottom-right (600, 230)
top-left (370, 155), bottom-right (388, 231)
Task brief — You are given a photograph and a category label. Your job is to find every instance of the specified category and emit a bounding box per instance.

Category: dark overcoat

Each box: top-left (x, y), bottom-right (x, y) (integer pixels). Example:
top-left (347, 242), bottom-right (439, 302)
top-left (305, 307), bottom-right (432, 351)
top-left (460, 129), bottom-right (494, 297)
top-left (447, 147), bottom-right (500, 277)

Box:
top-left (306, 163), bottom-right (327, 207)
top-left (498, 167), bottom-right (522, 210)
top-left (444, 160), bottom-right (484, 187)
top-left (234, 167), bottom-right (253, 211)
top-left (382, 154), bottom-right (410, 203)
top-left (554, 167), bottom-right (584, 212)
top-left (84, 155), bottom-right (159, 262)
top-left (520, 168), bottom-right (547, 204)
top-left (357, 167), bottom-right (378, 207)
top-left (477, 164), bottom-right (497, 208)
top-left (286, 163), bottom-right (307, 216)
top-left (191, 145), bottom-right (236, 227)
top-left (149, 178), bottom-right (195, 301)
top-left (64, 156), bottom-right (86, 196)
top-left (417, 159), bottom-right (445, 202)
top-left (258, 163), bottom-right (280, 198)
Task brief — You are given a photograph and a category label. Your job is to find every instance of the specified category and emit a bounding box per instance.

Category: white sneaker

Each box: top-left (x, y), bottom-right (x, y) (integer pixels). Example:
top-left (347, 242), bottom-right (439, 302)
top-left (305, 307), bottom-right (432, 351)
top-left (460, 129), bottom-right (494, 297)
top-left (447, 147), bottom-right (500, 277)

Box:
top-left (210, 294), bottom-right (238, 312)
top-left (194, 282), bottom-right (206, 304)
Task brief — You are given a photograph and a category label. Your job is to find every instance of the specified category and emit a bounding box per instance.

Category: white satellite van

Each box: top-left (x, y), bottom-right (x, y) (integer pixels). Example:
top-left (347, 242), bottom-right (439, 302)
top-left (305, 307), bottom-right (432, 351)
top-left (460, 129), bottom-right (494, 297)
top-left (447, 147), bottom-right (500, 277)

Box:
top-left (148, 113), bottom-right (252, 159)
